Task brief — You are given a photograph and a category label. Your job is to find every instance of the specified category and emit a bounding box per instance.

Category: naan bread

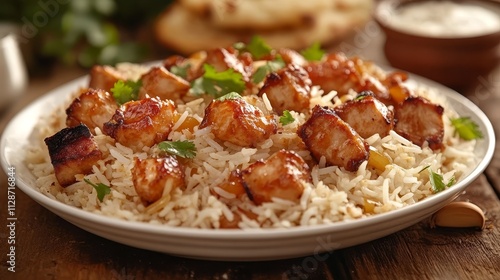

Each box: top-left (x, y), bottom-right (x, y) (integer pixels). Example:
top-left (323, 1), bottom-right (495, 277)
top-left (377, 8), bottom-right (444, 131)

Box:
top-left (155, 1), bottom-right (373, 55)
top-left (178, 0), bottom-right (335, 30)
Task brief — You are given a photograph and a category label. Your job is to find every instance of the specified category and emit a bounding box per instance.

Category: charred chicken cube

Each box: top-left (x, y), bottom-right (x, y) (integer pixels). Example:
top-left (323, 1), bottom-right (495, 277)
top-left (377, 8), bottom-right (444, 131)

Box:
top-left (103, 97), bottom-right (176, 152)
top-left (199, 97), bottom-right (277, 147)
top-left (276, 48), bottom-right (307, 66)
top-left (132, 156), bottom-right (185, 204)
top-left (258, 64), bottom-right (311, 114)
top-left (241, 150), bottom-right (311, 205)
top-left (88, 65), bottom-right (125, 92)
top-left (66, 88), bottom-right (119, 132)
top-left (163, 53), bottom-right (205, 81)
top-left (138, 66), bottom-right (190, 101)
top-left (334, 93), bottom-right (394, 138)
top-left (304, 53), bottom-right (387, 100)
top-left (204, 47), bottom-right (253, 82)
top-left (44, 124), bottom-right (102, 187)
top-left (298, 105), bottom-right (369, 172)
top-left (394, 96), bottom-right (445, 150)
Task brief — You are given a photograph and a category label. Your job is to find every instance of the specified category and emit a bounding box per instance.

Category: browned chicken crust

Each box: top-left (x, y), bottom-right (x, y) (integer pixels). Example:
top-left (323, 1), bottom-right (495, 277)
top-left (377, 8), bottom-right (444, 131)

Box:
top-left (199, 97), bottom-right (277, 147)
top-left (66, 88), bottom-right (118, 132)
top-left (138, 67), bottom-right (190, 101)
top-left (334, 93), bottom-right (394, 139)
top-left (88, 65), bottom-right (124, 92)
top-left (241, 150), bottom-right (311, 204)
top-left (103, 97), bottom-right (176, 152)
top-left (44, 124), bottom-right (102, 187)
top-left (132, 156), bottom-right (185, 203)
top-left (298, 105), bottom-right (369, 171)
top-left (258, 64), bottom-right (311, 114)
top-left (394, 96), bottom-right (445, 150)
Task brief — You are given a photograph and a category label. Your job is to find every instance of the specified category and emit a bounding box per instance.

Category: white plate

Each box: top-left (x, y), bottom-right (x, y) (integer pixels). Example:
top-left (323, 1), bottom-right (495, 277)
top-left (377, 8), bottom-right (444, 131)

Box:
top-left (0, 74), bottom-right (495, 261)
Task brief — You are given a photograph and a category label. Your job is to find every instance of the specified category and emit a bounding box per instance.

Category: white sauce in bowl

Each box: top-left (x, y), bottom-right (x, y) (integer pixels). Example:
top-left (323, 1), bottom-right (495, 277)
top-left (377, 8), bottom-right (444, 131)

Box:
top-left (387, 1), bottom-right (500, 37)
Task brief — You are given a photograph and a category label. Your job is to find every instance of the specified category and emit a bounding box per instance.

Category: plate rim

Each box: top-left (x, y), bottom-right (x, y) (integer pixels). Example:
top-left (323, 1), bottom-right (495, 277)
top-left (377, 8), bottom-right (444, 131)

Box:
top-left (0, 71), bottom-right (495, 246)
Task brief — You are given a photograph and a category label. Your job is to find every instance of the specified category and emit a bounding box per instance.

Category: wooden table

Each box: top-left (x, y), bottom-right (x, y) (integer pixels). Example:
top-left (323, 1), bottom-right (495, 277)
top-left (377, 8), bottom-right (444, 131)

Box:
top-left (1, 28), bottom-right (500, 280)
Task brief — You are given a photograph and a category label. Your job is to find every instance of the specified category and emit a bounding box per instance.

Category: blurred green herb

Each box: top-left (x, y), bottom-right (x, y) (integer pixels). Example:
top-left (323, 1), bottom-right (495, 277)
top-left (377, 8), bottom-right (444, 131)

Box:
top-left (280, 110), bottom-right (295, 125)
top-left (1, 0), bottom-right (173, 68)
top-left (252, 57), bottom-right (285, 84)
top-left (301, 42), bottom-right (325, 61)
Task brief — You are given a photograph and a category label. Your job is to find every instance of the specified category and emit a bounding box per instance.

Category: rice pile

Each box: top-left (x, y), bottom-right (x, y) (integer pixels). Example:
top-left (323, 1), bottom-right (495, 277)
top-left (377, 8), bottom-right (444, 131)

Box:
top-left (25, 64), bottom-right (477, 229)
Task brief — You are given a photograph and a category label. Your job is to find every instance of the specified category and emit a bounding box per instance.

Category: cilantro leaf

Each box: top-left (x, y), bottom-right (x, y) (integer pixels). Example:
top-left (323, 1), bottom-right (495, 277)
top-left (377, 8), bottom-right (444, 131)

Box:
top-left (158, 140), bottom-right (197, 159)
top-left (427, 169), bottom-right (455, 193)
top-left (191, 64), bottom-right (246, 98)
top-left (170, 63), bottom-right (191, 79)
top-left (246, 36), bottom-right (273, 59)
top-left (280, 110), bottom-right (295, 125)
top-left (110, 80), bottom-right (142, 105)
top-left (252, 58), bottom-right (286, 84)
top-left (217, 92), bottom-right (242, 101)
top-left (301, 42), bottom-right (325, 61)
top-left (84, 179), bottom-right (111, 202)
top-left (450, 117), bottom-right (483, 140)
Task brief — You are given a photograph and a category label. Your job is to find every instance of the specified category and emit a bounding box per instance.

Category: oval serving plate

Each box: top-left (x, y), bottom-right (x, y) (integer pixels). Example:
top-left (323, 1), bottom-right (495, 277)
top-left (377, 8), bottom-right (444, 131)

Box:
top-left (0, 74), bottom-right (495, 261)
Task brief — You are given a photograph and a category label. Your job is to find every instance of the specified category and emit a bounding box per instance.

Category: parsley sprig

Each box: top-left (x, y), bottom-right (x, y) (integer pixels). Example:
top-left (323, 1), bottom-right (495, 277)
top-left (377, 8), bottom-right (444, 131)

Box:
top-left (252, 57), bottom-right (286, 84)
top-left (110, 80), bottom-right (142, 105)
top-left (450, 117), bottom-right (483, 140)
top-left (279, 110), bottom-right (295, 125)
top-left (84, 179), bottom-right (111, 202)
top-left (158, 140), bottom-right (197, 159)
top-left (191, 64), bottom-right (246, 98)
top-left (234, 36), bottom-right (273, 59)
top-left (300, 42), bottom-right (325, 61)
top-left (419, 166), bottom-right (456, 193)
top-left (170, 63), bottom-right (191, 80)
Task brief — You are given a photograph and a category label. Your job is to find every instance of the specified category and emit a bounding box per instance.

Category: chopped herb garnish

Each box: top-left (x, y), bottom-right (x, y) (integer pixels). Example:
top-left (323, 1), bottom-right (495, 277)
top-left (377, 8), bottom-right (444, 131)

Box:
top-left (301, 42), bottom-right (325, 61)
top-left (217, 92), bottom-right (242, 101)
top-left (280, 110), bottom-right (295, 125)
top-left (84, 179), bottom-right (111, 202)
top-left (419, 167), bottom-right (455, 193)
top-left (252, 57), bottom-right (286, 84)
top-left (191, 64), bottom-right (246, 98)
top-left (450, 117), bottom-right (483, 140)
top-left (170, 63), bottom-right (191, 79)
top-left (158, 140), bottom-right (197, 159)
top-left (110, 80), bottom-right (142, 105)
top-left (246, 36), bottom-right (273, 59)
top-left (232, 41), bottom-right (246, 52)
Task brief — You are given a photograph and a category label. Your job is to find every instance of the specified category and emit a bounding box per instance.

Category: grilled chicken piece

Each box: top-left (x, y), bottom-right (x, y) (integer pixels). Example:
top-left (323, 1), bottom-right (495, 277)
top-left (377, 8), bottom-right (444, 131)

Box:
top-left (203, 47), bottom-right (254, 92)
top-left (44, 124), bottom-right (102, 187)
top-left (241, 150), bottom-right (311, 205)
top-left (258, 64), bottom-right (311, 114)
top-left (334, 93), bottom-right (394, 138)
top-left (103, 97), bottom-right (176, 152)
top-left (304, 53), bottom-right (388, 99)
top-left (298, 105), bottom-right (369, 171)
top-left (132, 156), bottom-right (185, 203)
top-left (199, 97), bottom-right (277, 147)
top-left (66, 88), bottom-right (118, 132)
top-left (88, 65), bottom-right (125, 92)
top-left (394, 96), bottom-right (444, 150)
top-left (163, 52), bottom-right (205, 82)
top-left (276, 48), bottom-right (307, 66)
top-left (138, 67), bottom-right (190, 101)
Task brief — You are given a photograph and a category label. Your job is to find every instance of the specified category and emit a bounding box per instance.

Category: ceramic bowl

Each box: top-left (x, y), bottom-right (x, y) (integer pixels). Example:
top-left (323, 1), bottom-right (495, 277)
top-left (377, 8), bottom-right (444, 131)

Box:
top-left (374, 0), bottom-right (500, 91)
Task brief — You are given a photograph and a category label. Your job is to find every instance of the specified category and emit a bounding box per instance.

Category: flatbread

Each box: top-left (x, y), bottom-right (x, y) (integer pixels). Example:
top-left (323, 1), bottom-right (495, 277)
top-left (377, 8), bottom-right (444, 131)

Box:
top-left (155, 1), bottom-right (373, 55)
top-left (178, 0), bottom-right (335, 30)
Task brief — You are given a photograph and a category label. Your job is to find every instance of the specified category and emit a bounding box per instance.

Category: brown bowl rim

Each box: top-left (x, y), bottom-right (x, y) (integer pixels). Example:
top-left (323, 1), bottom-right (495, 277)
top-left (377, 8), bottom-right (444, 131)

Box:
top-left (374, 0), bottom-right (500, 41)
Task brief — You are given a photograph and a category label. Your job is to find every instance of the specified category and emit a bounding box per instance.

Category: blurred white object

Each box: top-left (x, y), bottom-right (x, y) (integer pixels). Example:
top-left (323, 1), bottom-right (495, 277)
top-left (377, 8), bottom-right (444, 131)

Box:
top-left (0, 24), bottom-right (28, 110)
